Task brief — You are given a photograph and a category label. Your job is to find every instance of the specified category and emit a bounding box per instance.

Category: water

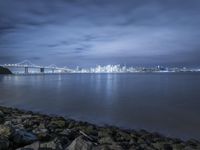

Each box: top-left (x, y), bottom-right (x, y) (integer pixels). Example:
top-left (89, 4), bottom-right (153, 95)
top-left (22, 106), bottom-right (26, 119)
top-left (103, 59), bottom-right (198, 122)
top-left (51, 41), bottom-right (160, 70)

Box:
top-left (0, 73), bottom-right (200, 140)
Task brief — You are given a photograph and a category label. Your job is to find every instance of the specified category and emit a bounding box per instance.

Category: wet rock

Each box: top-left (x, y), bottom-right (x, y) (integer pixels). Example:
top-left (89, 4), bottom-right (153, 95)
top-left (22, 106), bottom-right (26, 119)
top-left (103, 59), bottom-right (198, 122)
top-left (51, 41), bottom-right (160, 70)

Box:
top-left (0, 138), bottom-right (9, 150)
top-left (115, 131), bottom-right (131, 142)
top-left (40, 137), bottom-right (69, 150)
top-left (16, 141), bottom-right (40, 150)
top-left (152, 142), bottom-right (173, 150)
top-left (99, 136), bottom-right (115, 145)
top-left (172, 143), bottom-right (185, 150)
top-left (79, 125), bottom-right (97, 136)
top-left (32, 128), bottom-right (50, 141)
top-left (0, 110), bottom-right (5, 124)
top-left (12, 129), bottom-right (38, 146)
top-left (0, 106), bottom-right (200, 150)
top-left (186, 139), bottom-right (199, 148)
top-left (60, 129), bottom-right (78, 140)
top-left (0, 125), bottom-right (13, 138)
top-left (17, 137), bottom-right (70, 150)
top-left (66, 136), bottom-right (93, 150)
top-left (32, 122), bottom-right (50, 141)
top-left (50, 118), bottom-right (66, 129)
top-left (98, 128), bottom-right (113, 138)
top-left (93, 144), bottom-right (124, 150)
top-left (183, 146), bottom-right (197, 150)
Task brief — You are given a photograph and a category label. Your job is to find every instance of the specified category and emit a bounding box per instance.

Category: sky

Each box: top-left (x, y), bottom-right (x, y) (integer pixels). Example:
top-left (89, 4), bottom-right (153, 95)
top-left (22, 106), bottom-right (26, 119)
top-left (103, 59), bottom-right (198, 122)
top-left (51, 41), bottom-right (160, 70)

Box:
top-left (0, 0), bottom-right (200, 67)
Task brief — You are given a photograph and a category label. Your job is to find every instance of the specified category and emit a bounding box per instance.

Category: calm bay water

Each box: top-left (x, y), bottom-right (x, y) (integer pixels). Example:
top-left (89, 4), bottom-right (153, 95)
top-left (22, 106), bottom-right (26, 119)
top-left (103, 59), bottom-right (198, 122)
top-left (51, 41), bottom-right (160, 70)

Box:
top-left (0, 73), bottom-right (200, 140)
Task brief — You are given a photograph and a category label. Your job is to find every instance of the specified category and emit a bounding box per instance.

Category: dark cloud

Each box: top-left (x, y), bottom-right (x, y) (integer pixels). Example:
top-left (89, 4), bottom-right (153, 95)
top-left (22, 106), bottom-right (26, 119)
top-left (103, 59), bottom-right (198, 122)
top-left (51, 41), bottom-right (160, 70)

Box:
top-left (0, 0), bottom-right (200, 67)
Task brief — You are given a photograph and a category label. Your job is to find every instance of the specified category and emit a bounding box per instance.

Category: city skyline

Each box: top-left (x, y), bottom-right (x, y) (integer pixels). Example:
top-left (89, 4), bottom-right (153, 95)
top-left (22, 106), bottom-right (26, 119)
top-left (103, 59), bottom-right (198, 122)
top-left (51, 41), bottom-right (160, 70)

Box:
top-left (2, 59), bottom-right (200, 74)
top-left (0, 0), bottom-right (200, 67)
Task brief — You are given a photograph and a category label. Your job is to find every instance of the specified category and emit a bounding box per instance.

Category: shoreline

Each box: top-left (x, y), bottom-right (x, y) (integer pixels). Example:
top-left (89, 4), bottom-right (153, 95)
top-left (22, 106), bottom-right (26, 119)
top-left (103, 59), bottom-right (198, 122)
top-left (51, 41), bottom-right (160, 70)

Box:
top-left (0, 106), bottom-right (199, 150)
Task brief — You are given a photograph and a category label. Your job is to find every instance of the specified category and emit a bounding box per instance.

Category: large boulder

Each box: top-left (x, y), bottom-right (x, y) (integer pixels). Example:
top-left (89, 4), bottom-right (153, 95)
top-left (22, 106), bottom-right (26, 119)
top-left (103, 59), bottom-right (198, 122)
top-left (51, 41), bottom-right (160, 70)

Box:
top-left (66, 136), bottom-right (93, 150)
top-left (0, 138), bottom-right (9, 150)
top-left (0, 125), bottom-right (13, 138)
top-left (17, 137), bottom-right (70, 150)
top-left (12, 129), bottom-right (38, 146)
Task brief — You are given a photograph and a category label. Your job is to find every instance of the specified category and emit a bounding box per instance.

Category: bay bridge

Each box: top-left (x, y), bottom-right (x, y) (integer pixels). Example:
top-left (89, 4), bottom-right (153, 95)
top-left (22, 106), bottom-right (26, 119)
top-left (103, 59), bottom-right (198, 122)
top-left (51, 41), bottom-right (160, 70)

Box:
top-left (0, 60), bottom-right (73, 74)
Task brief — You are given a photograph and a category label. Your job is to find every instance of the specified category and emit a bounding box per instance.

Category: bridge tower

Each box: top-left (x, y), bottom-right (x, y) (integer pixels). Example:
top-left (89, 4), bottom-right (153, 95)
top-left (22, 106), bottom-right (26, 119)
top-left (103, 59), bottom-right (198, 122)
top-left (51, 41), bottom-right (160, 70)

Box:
top-left (40, 68), bottom-right (45, 73)
top-left (52, 69), bottom-right (55, 73)
top-left (25, 67), bottom-right (29, 74)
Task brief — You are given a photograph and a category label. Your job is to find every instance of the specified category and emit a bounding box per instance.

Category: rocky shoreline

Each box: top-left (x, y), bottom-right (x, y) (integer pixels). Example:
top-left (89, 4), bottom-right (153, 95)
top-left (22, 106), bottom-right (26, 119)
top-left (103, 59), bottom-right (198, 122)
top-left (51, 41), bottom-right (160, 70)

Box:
top-left (0, 106), bottom-right (199, 150)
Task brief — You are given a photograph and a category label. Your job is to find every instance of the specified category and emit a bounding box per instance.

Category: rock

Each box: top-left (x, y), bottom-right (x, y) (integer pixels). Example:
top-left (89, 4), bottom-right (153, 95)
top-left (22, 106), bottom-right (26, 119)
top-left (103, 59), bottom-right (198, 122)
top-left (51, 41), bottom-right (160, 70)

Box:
top-left (163, 144), bottom-right (173, 150)
top-left (16, 141), bottom-right (40, 150)
top-left (11, 118), bottom-right (22, 124)
top-left (99, 136), bottom-right (115, 145)
top-left (152, 142), bottom-right (173, 150)
top-left (32, 128), bottom-right (50, 141)
top-left (12, 129), bottom-right (38, 146)
top-left (183, 146), bottom-right (197, 150)
top-left (0, 138), bottom-right (9, 150)
top-left (60, 129), bottom-right (78, 140)
top-left (115, 131), bottom-right (131, 142)
top-left (172, 143), bottom-right (185, 150)
top-left (93, 144), bottom-right (124, 150)
top-left (98, 129), bottom-right (113, 138)
top-left (0, 125), bottom-right (13, 138)
top-left (66, 136), bottom-right (93, 150)
top-left (79, 125), bottom-right (97, 136)
top-left (17, 137), bottom-right (70, 150)
top-left (3, 121), bottom-right (12, 126)
top-left (0, 111), bottom-right (5, 124)
top-left (50, 119), bottom-right (66, 128)
top-left (40, 140), bottom-right (58, 149)
top-left (186, 139), bottom-right (199, 147)
top-left (32, 123), bottom-right (50, 141)
top-left (0, 106), bottom-right (200, 150)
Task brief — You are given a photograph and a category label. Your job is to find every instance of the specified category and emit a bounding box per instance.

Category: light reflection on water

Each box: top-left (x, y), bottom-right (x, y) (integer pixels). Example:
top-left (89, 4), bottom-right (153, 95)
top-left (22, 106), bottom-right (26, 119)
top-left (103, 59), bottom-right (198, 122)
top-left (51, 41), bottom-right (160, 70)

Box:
top-left (0, 73), bottom-right (200, 140)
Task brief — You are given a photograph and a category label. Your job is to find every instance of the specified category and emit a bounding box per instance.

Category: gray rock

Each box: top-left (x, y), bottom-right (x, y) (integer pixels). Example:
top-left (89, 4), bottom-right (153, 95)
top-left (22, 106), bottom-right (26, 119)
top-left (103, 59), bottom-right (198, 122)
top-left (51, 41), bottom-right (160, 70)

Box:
top-left (12, 129), bottom-right (38, 146)
top-left (93, 144), bottom-right (124, 150)
top-left (60, 129), bottom-right (78, 140)
top-left (66, 136), bottom-right (93, 150)
top-left (99, 136), bottom-right (115, 145)
top-left (32, 127), bottom-right (50, 141)
top-left (0, 138), bottom-right (9, 150)
top-left (0, 110), bottom-right (5, 124)
top-left (0, 125), bottom-right (13, 138)
top-left (40, 138), bottom-right (64, 150)
top-left (17, 137), bottom-right (70, 150)
top-left (172, 143), bottom-right (185, 150)
top-left (50, 118), bottom-right (66, 128)
top-left (183, 146), bottom-right (197, 150)
top-left (152, 142), bottom-right (173, 150)
top-left (16, 141), bottom-right (40, 150)
top-left (41, 136), bottom-right (69, 149)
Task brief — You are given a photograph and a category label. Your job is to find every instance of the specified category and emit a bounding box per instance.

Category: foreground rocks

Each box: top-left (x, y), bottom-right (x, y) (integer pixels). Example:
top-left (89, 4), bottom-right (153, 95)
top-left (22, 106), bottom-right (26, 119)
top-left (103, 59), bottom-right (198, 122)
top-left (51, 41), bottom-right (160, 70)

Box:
top-left (0, 106), bottom-right (199, 150)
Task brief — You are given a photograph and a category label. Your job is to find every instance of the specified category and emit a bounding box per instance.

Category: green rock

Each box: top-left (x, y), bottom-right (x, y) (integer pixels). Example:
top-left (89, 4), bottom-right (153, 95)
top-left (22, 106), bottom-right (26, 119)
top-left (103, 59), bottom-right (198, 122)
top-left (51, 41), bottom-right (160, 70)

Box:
top-left (50, 119), bottom-right (66, 128)
top-left (172, 143), bottom-right (185, 150)
top-left (153, 142), bottom-right (173, 150)
top-left (0, 125), bottom-right (13, 138)
top-left (99, 136), bottom-right (115, 145)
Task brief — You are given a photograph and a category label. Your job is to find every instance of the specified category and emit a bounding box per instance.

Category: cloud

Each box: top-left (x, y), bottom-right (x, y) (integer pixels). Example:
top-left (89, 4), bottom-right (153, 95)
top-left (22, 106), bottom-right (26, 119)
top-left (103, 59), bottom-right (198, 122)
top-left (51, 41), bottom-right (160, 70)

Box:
top-left (0, 0), bottom-right (200, 67)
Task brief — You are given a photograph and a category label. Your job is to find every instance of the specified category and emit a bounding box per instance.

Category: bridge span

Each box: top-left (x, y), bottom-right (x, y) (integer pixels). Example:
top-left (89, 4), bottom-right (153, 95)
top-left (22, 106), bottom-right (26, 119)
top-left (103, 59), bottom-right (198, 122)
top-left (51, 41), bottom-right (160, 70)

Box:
top-left (1, 60), bottom-right (72, 74)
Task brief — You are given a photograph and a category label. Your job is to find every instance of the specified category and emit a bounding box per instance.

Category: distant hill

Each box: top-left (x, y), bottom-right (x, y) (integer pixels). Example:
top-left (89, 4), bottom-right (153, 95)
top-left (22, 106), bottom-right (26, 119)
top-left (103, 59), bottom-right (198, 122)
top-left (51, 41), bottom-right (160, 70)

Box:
top-left (0, 66), bottom-right (12, 74)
